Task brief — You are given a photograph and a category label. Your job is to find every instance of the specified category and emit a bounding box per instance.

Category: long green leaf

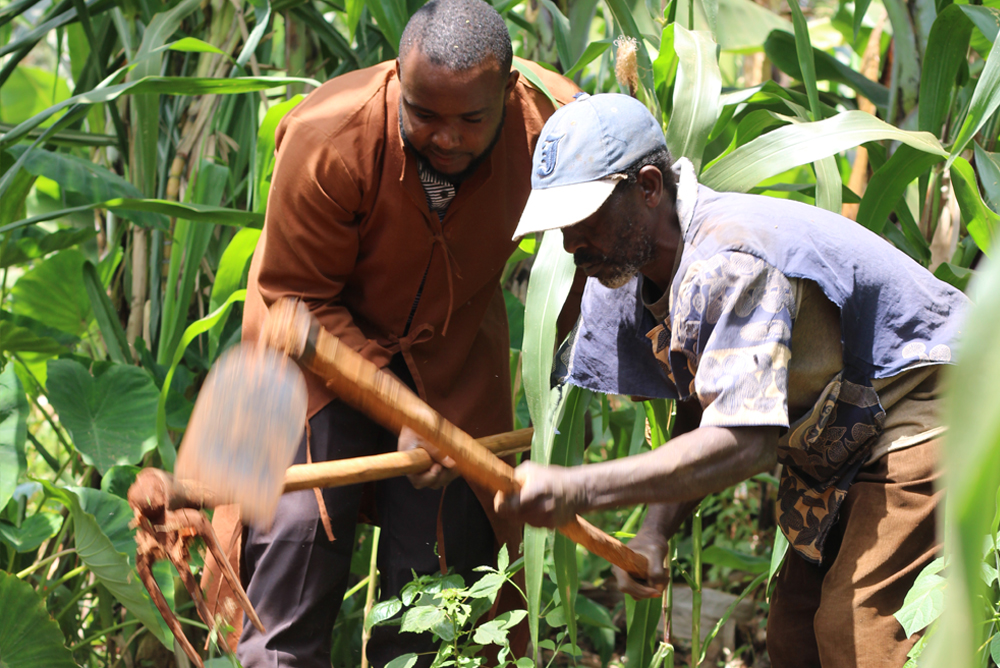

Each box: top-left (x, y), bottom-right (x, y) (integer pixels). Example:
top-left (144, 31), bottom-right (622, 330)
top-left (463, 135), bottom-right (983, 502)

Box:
top-left (973, 141), bottom-right (1000, 213)
top-left (883, 0), bottom-right (922, 114)
top-left (82, 261), bottom-right (132, 364)
top-left (666, 25), bottom-right (722, 173)
top-left (624, 595), bottom-right (661, 667)
top-left (0, 198), bottom-right (263, 234)
top-left (701, 111), bottom-right (946, 193)
top-left (813, 155), bottom-right (842, 213)
top-left (254, 95), bottom-right (303, 214)
top-left (919, 5), bottom-right (975, 136)
top-left (948, 35), bottom-right (1000, 165)
top-left (155, 290), bottom-right (247, 471)
top-left (521, 229), bottom-right (577, 657)
top-left (362, 0), bottom-right (408, 53)
top-left (208, 228), bottom-right (260, 360)
top-left (786, 0), bottom-right (820, 121)
top-left (564, 40), bottom-right (612, 79)
top-left (856, 144), bottom-right (944, 234)
top-left (0, 123), bottom-right (116, 147)
top-left (950, 156), bottom-right (999, 255)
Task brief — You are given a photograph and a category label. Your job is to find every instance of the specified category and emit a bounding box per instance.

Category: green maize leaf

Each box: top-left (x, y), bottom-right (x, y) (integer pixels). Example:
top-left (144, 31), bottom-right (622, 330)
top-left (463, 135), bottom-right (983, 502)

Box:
top-left (362, 0), bottom-right (408, 53)
top-left (208, 228), bottom-right (261, 360)
top-left (933, 262), bottom-right (974, 291)
top-left (0, 122), bottom-right (115, 147)
top-left (654, 23), bottom-right (678, 115)
top-left (0, 0), bottom-right (43, 25)
top-left (0, 365), bottom-right (28, 513)
top-left (564, 40), bottom-right (612, 79)
top-left (813, 155), bottom-right (842, 213)
top-left (46, 358), bottom-right (158, 474)
top-left (854, 0), bottom-right (873, 41)
top-left (9, 249), bottom-right (92, 337)
top-left (950, 157), bottom-right (999, 255)
top-left (295, 4), bottom-right (361, 70)
top-left (255, 95), bottom-right (303, 214)
top-left (884, 0), bottom-right (922, 113)
top-left (0, 570), bottom-right (77, 667)
top-left (513, 61), bottom-right (559, 108)
top-left (768, 531), bottom-right (788, 594)
top-left (919, 5), bottom-right (975, 136)
top-left (960, 5), bottom-right (1000, 47)
top-left (155, 290), bottom-right (247, 471)
top-left (42, 482), bottom-right (171, 646)
top-left (764, 30), bottom-right (890, 112)
top-left (82, 260), bottom-right (132, 364)
top-left (701, 545), bottom-right (770, 573)
top-left (704, 108), bottom-right (790, 169)
top-left (0, 65), bottom-right (71, 125)
top-left (973, 141), bottom-right (1000, 213)
top-left (539, 0), bottom-right (573, 71)
top-left (0, 198), bottom-right (263, 235)
top-left (856, 145), bottom-right (945, 234)
top-left (604, 0), bottom-right (657, 95)
top-left (716, 0), bottom-right (791, 54)
top-left (233, 0), bottom-right (271, 72)
top-left (163, 36), bottom-right (229, 57)
top-left (785, 1), bottom-right (820, 121)
top-left (666, 25), bottom-right (722, 173)
top-left (947, 26), bottom-right (1000, 164)
top-left (624, 595), bottom-right (661, 667)
top-left (701, 111), bottom-right (946, 193)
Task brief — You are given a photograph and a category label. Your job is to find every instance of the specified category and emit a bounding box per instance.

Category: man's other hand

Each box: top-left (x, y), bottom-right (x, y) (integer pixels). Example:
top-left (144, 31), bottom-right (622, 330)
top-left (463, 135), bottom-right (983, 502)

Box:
top-left (612, 531), bottom-right (669, 599)
top-left (399, 426), bottom-right (459, 489)
top-left (493, 461), bottom-right (587, 528)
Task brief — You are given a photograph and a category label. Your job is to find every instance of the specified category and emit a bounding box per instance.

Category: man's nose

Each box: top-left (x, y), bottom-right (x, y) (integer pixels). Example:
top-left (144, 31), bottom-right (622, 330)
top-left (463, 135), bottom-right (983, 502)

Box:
top-left (432, 125), bottom-right (461, 150)
top-left (562, 226), bottom-right (586, 254)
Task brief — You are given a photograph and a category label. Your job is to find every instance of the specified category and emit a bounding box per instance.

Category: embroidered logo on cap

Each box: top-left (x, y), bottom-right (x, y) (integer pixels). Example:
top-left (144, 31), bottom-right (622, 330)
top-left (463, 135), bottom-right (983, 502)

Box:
top-left (537, 132), bottom-right (565, 178)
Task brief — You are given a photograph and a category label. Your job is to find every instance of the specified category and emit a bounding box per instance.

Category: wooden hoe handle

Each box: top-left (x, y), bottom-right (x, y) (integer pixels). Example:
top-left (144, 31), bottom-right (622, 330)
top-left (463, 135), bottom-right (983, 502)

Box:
top-left (263, 298), bottom-right (650, 580)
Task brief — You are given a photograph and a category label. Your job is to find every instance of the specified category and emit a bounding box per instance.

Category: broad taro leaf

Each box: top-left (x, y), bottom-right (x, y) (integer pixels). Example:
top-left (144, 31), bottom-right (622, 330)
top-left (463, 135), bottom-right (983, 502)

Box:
top-left (9, 249), bottom-right (92, 337)
top-left (67, 485), bottom-right (135, 556)
top-left (0, 365), bottom-right (28, 512)
top-left (46, 358), bottom-right (158, 474)
top-left (0, 570), bottom-right (77, 668)
top-left (0, 227), bottom-right (96, 269)
top-left (43, 483), bottom-right (170, 646)
top-left (0, 512), bottom-right (62, 553)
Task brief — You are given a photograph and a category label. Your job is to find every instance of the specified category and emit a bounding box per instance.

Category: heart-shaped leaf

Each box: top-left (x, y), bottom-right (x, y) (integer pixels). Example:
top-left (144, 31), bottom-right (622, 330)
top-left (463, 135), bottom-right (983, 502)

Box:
top-left (0, 512), bottom-right (62, 553)
top-left (46, 359), bottom-right (158, 474)
top-left (0, 365), bottom-right (28, 512)
top-left (9, 249), bottom-right (92, 338)
top-left (0, 570), bottom-right (77, 668)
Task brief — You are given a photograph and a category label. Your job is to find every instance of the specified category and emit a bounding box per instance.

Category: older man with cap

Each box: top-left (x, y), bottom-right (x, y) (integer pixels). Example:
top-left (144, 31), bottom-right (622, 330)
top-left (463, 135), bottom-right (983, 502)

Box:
top-left (495, 93), bottom-right (968, 667)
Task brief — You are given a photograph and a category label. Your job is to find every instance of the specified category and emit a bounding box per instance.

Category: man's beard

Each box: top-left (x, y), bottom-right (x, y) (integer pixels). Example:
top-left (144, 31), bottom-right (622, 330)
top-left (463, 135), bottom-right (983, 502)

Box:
top-left (574, 203), bottom-right (654, 289)
top-left (399, 104), bottom-right (507, 185)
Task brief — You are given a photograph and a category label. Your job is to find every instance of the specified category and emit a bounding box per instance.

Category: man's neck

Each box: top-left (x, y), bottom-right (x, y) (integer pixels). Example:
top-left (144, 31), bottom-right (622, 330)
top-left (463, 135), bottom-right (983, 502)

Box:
top-left (640, 209), bottom-right (683, 293)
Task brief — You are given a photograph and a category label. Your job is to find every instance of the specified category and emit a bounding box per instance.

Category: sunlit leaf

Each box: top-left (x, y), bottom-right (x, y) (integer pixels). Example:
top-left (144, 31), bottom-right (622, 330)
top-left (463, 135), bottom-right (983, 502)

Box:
top-left (9, 249), bottom-right (92, 337)
top-left (947, 33), bottom-right (1000, 164)
top-left (0, 365), bottom-right (28, 513)
top-left (666, 25), bottom-right (722, 173)
top-left (0, 512), bottom-right (62, 553)
top-left (950, 156), bottom-right (999, 255)
top-left (0, 571), bottom-right (77, 667)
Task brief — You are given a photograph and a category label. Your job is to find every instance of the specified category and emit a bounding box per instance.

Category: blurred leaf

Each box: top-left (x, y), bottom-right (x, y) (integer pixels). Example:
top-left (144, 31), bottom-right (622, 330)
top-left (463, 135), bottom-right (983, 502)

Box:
top-left (165, 37), bottom-right (229, 57)
top-left (973, 141), bottom-right (1000, 213)
top-left (919, 5), bottom-right (975, 136)
top-left (624, 595), bottom-right (661, 667)
top-left (539, 0), bottom-right (573, 71)
top-left (701, 545), bottom-right (770, 573)
top-left (504, 289), bottom-right (525, 352)
top-left (785, 2), bottom-right (820, 121)
top-left (82, 261), bottom-right (131, 364)
top-left (857, 145), bottom-right (944, 234)
top-left (254, 95), bottom-right (303, 214)
top-left (1, 198), bottom-right (263, 235)
top-left (950, 156), bottom-right (999, 255)
top-left (701, 111), bottom-right (946, 193)
top-left (0, 513), bottom-right (62, 553)
top-left (565, 40), bottom-right (612, 79)
top-left (0, 227), bottom-right (96, 269)
top-left (43, 483), bottom-right (171, 646)
top-left (208, 228), bottom-right (260, 359)
top-left (99, 464), bottom-right (140, 500)
top-left (933, 262), bottom-right (974, 291)
top-left (716, 0), bottom-right (791, 53)
top-left (883, 0), bottom-right (921, 113)
top-left (0, 570), bottom-right (77, 667)
top-left (45, 358), bottom-right (158, 474)
top-left (156, 290), bottom-right (247, 471)
top-left (0, 365), bottom-right (28, 514)
top-left (9, 249), bottom-right (92, 337)
top-left (9, 142), bottom-right (167, 230)
top-left (947, 33), bottom-right (1000, 164)
top-left (768, 530), bottom-right (788, 593)
top-left (0, 66), bottom-right (70, 125)
top-left (667, 25), bottom-right (722, 173)
top-left (764, 30), bottom-right (890, 112)
top-left (362, 0), bottom-right (408, 53)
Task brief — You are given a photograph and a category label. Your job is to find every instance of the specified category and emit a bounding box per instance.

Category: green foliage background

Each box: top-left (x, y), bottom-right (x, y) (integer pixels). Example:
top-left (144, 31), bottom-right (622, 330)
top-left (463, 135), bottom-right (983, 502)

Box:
top-left (1, 0), bottom-right (999, 665)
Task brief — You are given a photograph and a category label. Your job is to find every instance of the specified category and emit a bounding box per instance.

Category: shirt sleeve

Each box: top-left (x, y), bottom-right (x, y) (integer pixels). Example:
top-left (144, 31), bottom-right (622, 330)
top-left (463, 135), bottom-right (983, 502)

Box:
top-left (256, 116), bottom-right (393, 368)
top-left (668, 251), bottom-right (797, 428)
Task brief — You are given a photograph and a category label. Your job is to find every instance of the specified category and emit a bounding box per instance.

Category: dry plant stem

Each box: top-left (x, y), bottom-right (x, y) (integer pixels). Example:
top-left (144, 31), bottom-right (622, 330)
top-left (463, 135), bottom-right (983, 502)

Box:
top-left (262, 298), bottom-right (650, 579)
top-left (126, 226), bottom-right (147, 344)
top-left (842, 13), bottom-right (885, 220)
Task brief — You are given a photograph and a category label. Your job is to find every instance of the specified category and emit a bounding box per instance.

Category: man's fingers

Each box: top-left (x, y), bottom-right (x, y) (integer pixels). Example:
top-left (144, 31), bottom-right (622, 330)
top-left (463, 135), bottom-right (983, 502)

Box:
top-left (613, 565), bottom-right (664, 600)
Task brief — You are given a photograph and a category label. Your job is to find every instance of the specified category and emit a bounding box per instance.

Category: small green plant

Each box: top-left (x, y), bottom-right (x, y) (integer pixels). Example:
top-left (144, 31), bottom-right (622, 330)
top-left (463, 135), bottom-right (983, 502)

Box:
top-left (366, 545), bottom-right (536, 668)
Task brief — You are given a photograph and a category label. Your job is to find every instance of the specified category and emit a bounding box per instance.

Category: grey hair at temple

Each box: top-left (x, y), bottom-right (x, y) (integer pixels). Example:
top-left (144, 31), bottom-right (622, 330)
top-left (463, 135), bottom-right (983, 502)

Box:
top-left (398, 0), bottom-right (513, 76)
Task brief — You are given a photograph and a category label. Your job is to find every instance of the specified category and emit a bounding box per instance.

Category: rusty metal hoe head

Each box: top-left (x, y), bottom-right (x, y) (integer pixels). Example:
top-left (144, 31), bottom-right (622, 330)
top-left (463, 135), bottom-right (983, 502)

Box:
top-left (175, 343), bottom-right (308, 529)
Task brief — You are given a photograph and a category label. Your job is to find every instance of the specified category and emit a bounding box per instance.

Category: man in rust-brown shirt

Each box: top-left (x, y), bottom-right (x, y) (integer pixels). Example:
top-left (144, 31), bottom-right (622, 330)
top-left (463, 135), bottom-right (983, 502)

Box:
top-left (205, 1), bottom-right (579, 666)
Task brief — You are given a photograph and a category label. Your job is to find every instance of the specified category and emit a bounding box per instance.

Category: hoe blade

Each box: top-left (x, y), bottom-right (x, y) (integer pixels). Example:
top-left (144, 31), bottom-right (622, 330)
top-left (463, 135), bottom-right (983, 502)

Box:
top-left (175, 344), bottom-right (308, 529)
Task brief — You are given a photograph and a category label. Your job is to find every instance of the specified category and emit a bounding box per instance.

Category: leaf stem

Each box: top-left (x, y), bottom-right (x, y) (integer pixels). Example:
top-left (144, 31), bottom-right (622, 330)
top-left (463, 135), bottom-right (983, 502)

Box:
top-left (16, 547), bottom-right (75, 579)
top-left (690, 503), bottom-right (703, 667)
top-left (69, 619), bottom-right (143, 650)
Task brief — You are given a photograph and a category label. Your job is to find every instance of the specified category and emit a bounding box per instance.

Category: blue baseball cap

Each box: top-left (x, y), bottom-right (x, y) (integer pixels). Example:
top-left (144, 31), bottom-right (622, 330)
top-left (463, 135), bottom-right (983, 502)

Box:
top-left (513, 93), bottom-right (667, 240)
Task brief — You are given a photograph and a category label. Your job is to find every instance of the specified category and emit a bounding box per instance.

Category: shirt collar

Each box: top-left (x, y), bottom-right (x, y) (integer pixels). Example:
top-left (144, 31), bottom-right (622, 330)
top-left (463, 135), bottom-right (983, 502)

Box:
top-left (672, 157), bottom-right (698, 237)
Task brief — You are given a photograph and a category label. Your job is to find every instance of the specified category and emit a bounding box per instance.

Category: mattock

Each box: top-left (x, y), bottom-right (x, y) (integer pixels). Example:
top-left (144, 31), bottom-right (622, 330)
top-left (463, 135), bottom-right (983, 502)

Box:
top-left (128, 297), bottom-right (647, 665)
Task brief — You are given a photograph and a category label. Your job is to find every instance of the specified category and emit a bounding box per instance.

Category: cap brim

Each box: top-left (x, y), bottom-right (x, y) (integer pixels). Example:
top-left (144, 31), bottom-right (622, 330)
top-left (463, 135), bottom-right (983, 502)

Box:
top-left (512, 178), bottom-right (622, 240)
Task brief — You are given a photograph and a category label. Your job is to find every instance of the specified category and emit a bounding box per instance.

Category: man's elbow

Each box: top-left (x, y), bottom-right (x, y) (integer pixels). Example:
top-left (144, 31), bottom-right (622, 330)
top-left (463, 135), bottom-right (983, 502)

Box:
top-left (748, 426), bottom-right (779, 474)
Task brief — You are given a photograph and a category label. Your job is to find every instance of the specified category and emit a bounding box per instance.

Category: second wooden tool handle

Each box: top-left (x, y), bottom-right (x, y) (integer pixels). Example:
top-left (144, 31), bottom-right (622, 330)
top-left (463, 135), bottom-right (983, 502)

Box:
top-left (263, 298), bottom-right (649, 580)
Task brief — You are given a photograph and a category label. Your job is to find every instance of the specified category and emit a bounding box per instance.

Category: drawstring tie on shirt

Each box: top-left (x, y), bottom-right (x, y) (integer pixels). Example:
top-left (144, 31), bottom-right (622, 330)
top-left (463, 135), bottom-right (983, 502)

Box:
top-left (429, 232), bottom-right (462, 337)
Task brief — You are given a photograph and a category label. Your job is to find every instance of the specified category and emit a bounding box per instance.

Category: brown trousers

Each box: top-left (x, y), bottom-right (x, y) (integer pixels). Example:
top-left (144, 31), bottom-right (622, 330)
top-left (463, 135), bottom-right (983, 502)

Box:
top-left (767, 438), bottom-right (941, 668)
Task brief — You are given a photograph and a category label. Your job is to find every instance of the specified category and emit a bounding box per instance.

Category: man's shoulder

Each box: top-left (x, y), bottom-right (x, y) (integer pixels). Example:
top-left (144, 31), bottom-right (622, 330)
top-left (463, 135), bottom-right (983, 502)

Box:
top-left (279, 61), bottom-right (397, 143)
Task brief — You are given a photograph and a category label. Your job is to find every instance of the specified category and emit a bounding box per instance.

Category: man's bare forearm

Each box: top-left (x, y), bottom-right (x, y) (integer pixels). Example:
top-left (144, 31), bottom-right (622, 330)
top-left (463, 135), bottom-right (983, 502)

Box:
top-left (566, 425), bottom-right (778, 511)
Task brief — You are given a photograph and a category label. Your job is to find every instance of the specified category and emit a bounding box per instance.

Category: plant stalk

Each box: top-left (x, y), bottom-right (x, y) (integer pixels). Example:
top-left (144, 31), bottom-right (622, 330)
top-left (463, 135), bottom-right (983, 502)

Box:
top-left (361, 526), bottom-right (381, 668)
top-left (690, 504), bottom-right (703, 667)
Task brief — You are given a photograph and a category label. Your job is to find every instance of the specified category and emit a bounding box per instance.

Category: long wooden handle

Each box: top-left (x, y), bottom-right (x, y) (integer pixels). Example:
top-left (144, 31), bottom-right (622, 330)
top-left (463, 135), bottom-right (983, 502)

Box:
top-left (263, 298), bottom-right (649, 579)
top-left (283, 428), bottom-right (534, 492)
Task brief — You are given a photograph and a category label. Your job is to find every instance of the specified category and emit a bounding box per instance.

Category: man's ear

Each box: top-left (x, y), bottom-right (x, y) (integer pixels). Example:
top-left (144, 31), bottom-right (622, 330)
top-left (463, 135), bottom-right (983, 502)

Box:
top-left (637, 165), bottom-right (664, 208)
top-left (395, 58), bottom-right (402, 81)
top-left (505, 69), bottom-right (520, 98)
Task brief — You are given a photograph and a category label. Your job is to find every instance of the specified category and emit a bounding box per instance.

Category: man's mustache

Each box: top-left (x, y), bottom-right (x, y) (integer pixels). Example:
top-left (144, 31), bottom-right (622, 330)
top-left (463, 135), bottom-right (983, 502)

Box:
top-left (574, 249), bottom-right (608, 266)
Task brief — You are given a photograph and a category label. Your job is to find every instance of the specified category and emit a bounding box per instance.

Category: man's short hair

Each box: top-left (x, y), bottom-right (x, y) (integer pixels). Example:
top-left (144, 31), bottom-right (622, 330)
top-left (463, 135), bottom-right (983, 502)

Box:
top-left (399, 0), bottom-right (513, 76)
top-left (615, 147), bottom-right (677, 201)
